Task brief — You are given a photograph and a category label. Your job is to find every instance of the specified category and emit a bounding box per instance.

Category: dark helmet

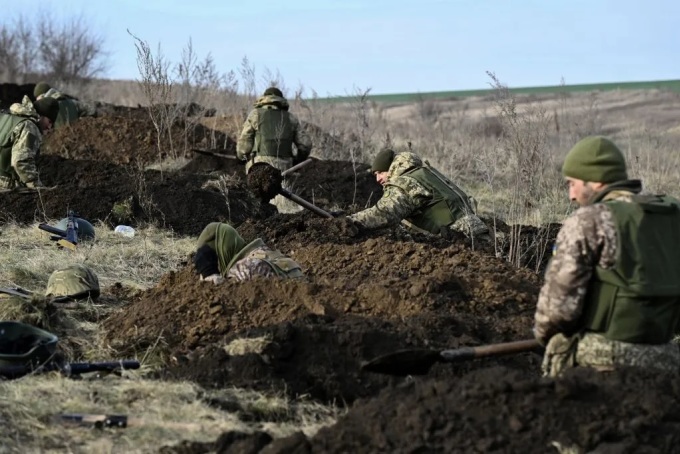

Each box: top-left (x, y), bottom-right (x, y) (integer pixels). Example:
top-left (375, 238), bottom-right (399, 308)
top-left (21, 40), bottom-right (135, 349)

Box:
top-left (33, 97), bottom-right (60, 124)
top-left (0, 321), bottom-right (59, 367)
top-left (55, 217), bottom-right (96, 241)
top-left (263, 87), bottom-right (283, 97)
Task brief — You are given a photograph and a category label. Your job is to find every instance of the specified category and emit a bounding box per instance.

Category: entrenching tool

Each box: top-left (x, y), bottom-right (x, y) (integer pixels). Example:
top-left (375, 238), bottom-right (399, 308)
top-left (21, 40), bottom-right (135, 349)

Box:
top-left (249, 162), bottom-right (334, 219)
top-left (281, 158), bottom-right (314, 177)
top-left (191, 148), bottom-right (239, 160)
top-left (361, 339), bottom-right (542, 376)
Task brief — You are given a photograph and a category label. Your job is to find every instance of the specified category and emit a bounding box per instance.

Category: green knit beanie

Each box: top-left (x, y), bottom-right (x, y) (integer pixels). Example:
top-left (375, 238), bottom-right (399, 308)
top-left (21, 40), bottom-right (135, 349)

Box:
top-left (562, 136), bottom-right (628, 183)
top-left (33, 97), bottom-right (60, 124)
top-left (263, 87), bottom-right (283, 97)
top-left (371, 148), bottom-right (396, 173)
top-left (34, 82), bottom-right (52, 99)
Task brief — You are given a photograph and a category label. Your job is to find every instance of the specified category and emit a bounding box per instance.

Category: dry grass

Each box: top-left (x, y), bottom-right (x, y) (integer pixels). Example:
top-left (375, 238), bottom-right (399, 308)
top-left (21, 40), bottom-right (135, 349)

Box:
top-left (0, 223), bottom-right (341, 453)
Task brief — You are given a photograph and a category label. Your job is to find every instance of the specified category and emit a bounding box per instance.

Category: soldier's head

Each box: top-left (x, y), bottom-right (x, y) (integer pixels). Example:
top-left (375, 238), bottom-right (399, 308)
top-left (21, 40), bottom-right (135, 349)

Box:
top-left (263, 87), bottom-right (283, 98)
top-left (371, 148), bottom-right (395, 186)
top-left (33, 97), bottom-right (59, 133)
top-left (562, 136), bottom-right (628, 206)
top-left (34, 81), bottom-right (52, 100)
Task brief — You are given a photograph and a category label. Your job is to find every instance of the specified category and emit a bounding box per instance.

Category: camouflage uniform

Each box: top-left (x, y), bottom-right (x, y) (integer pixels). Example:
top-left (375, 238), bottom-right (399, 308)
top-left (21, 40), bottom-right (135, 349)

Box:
top-left (39, 88), bottom-right (97, 128)
top-left (0, 96), bottom-right (44, 189)
top-left (349, 152), bottom-right (488, 237)
top-left (237, 94), bottom-right (312, 213)
top-left (536, 182), bottom-right (680, 376)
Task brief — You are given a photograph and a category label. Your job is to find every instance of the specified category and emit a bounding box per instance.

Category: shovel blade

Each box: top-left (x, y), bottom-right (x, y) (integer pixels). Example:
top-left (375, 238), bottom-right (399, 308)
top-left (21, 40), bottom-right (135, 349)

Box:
top-left (361, 349), bottom-right (442, 376)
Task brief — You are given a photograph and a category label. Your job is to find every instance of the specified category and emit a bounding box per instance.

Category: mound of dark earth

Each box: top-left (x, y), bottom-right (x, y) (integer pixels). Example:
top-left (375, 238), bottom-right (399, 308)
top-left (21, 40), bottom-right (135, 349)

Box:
top-left (0, 155), bottom-right (264, 236)
top-left (103, 233), bottom-right (543, 403)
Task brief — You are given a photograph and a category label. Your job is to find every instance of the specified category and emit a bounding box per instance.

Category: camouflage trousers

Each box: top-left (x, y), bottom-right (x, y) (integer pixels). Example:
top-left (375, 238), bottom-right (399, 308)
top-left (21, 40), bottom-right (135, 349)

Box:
top-left (542, 332), bottom-right (680, 377)
top-left (0, 175), bottom-right (16, 189)
top-left (246, 155), bottom-right (302, 214)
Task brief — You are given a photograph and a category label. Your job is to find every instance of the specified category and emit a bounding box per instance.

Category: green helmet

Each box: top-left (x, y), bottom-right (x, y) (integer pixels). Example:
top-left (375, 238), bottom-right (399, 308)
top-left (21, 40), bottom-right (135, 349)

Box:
top-left (45, 264), bottom-right (100, 301)
top-left (55, 217), bottom-right (96, 241)
top-left (0, 321), bottom-right (59, 367)
top-left (34, 81), bottom-right (52, 99)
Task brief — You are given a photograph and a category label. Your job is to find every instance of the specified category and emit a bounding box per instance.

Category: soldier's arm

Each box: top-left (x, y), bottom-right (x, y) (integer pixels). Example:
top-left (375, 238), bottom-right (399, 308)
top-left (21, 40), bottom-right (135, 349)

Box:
top-left (10, 122), bottom-right (43, 187)
top-left (349, 185), bottom-right (418, 230)
top-left (236, 110), bottom-right (258, 160)
top-left (227, 258), bottom-right (278, 281)
top-left (534, 205), bottom-right (618, 344)
top-left (74, 100), bottom-right (97, 117)
top-left (290, 114), bottom-right (312, 160)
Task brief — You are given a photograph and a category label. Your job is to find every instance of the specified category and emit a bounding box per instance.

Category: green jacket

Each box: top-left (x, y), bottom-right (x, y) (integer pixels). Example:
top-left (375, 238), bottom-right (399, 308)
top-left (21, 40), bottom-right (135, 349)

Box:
top-left (0, 113), bottom-right (29, 180)
top-left (581, 187), bottom-right (680, 343)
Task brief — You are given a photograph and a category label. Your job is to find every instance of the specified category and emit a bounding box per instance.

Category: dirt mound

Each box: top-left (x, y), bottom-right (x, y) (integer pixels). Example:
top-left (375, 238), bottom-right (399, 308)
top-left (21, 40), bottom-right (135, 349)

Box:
top-left (247, 163), bottom-right (283, 202)
top-left (299, 366), bottom-right (680, 453)
top-left (0, 155), bottom-right (264, 236)
top-left (103, 234), bottom-right (542, 403)
top-left (41, 107), bottom-right (235, 166)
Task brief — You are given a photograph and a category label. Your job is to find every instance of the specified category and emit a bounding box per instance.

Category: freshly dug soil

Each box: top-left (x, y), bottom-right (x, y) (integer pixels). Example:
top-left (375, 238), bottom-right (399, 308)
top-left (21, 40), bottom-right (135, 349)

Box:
top-left (0, 155), bottom-right (263, 236)
top-left (247, 163), bottom-right (283, 202)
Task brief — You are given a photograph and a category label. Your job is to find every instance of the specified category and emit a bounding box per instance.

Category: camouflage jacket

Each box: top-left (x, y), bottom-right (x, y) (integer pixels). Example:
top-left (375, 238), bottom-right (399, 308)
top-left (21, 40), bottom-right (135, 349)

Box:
top-left (534, 184), bottom-right (642, 344)
top-left (227, 244), bottom-right (279, 281)
top-left (236, 95), bottom-right (312, 162)
top-left (349, 152), bottom-right (486, 235)
top-left (0, 96), bottom-right (43, 188)
top-left (42, 88), bottom-right (97, 119)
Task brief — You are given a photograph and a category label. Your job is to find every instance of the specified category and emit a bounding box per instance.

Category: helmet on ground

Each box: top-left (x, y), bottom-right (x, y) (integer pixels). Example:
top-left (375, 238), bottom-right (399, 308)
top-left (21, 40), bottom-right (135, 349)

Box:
top-left (45, 264), bottom-right (100, 301)
top-left (0, 321), bottom-right (59, 367)
top-left (55, 217), bottom-right (96, 241)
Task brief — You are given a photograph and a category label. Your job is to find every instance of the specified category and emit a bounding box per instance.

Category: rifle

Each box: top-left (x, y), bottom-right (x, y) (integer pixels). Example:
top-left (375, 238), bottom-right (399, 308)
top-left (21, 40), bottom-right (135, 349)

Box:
top-left (38, 210), bottom-right (78, 251)
top-left (0, 359), bottom-right (140, 380)
top-left (0, 287), bottom-right (75, 304)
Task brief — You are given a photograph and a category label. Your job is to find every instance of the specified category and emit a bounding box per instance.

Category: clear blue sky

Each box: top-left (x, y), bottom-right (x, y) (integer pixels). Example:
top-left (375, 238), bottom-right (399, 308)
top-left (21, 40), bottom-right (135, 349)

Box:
top-left (4, 0), bottom-right (679, 96)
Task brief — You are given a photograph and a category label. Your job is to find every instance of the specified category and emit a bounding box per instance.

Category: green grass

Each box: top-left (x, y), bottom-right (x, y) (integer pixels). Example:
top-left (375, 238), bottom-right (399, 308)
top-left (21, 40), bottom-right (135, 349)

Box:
top-left (322, 79), bottom-right (680, 103)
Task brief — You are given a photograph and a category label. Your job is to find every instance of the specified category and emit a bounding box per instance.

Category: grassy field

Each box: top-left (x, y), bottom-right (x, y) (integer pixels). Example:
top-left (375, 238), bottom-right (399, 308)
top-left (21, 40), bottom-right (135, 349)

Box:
top-left (323, 79), bottom-right (680, 103)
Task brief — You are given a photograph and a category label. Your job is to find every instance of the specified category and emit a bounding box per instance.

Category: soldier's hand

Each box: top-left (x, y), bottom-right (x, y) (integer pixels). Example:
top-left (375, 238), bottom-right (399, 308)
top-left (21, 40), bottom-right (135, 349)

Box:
top-left (24, 181), bottom-right (44, 189)
top-left (332, 216), bottom-right (360, 237)
top-left (202, 274), bottom-right (225, 285)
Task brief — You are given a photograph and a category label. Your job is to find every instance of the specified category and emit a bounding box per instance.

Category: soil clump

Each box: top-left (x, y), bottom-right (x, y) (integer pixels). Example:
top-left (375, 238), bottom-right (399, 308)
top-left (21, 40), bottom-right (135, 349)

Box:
top-left (246, 163), bottom-right (283, 202)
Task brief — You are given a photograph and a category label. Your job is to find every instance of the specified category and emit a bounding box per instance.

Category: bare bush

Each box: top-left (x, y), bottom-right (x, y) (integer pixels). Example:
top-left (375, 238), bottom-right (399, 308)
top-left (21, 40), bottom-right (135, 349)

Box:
top-left (0, 13), bottom-right (108, 84)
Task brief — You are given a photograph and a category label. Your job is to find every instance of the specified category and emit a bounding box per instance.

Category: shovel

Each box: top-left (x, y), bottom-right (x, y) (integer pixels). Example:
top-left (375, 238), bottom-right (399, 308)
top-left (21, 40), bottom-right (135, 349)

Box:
top-left (361, 339), bottom-right (542, 376)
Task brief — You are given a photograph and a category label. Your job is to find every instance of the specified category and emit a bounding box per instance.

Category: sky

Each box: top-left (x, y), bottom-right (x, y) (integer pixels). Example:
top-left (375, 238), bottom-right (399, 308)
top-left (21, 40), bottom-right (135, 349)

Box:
top-left (3, 0), bottom-right (679, 96)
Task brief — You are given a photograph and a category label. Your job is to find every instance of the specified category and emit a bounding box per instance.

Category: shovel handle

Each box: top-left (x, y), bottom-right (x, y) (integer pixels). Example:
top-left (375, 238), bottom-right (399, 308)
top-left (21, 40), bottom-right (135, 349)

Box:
top-left (440, 339), bottom-right (541, 363)
top-left (281, 159), bottom-right (314, 177)
top-left (279, 188), bottom-right (334, 218)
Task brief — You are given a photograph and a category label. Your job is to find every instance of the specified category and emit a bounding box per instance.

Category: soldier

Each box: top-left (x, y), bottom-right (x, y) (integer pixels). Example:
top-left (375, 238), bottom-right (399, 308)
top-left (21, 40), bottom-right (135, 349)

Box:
top-left (346, 148), bottom-right (489, 238)
top-left (193, 222), bottom-right (304, 283)
top-left (34, 81), bottom-right (97, 128)
top-left (535, 136), bottom-right (680, 377)
top-left (236, 87), bottom-right (312, 213)
top-left (0, 95), bottom-right (58, 189)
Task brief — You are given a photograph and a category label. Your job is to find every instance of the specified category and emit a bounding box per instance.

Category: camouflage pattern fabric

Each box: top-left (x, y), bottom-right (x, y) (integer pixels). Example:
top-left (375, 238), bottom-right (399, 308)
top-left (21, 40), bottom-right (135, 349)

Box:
top-left (542, 332), bottom-right (680, 377)
top-left (45, 264), bottom-right (100, 299)
top-left (41, 88), bottom-right (97, 119)
top-left (534, 193), bottom-right (628, 344)
top-left (227, 245), bottom-right (282, 281)
top-left (236, 94), bottom-right (312, 162)
top-left (0, 97), bottom-right (43, 189)
top-left (349, 152), bottom-right (487, 236)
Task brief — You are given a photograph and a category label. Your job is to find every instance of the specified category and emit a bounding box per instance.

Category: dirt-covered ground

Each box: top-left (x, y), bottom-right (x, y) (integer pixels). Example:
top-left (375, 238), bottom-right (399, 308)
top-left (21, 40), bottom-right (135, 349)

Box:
top-left (0, 102), bottom-right (675, 453)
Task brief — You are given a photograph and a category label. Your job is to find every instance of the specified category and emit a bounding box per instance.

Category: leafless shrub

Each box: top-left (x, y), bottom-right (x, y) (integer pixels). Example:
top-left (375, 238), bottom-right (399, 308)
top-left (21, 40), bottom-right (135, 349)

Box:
top-left (0, 13), bottom-right (108, 84)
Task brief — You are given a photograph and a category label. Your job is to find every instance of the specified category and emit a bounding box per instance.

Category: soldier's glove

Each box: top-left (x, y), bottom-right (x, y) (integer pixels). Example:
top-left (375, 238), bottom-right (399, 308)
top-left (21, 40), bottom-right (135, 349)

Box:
top-left (202, 274), bottom-right (225, 285)
top-left (332, 216), bottom-right (360, 237)
top-left (24, 181), bottom-right (45, 189)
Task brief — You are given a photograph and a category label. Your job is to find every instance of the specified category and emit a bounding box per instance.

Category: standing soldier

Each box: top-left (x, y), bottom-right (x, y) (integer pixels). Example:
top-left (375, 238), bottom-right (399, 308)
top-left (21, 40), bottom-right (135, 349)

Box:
top-left (193, 222), bottom-right (304, 283)
top-left (535, 136), bottom-right (680, 377)
top-left (0, 96), bottom-right (58, 189)
top-left (346, 148), bottom-right (489, 239)
top-left (33, 82), bottom-right (97, 129)
top-left (236, 87), bottom-right (312, 213)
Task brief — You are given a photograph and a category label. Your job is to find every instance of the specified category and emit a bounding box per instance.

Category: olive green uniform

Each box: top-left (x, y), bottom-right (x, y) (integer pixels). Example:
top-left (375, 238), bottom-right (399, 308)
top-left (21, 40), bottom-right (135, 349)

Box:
top-left (0, 96), bottom-right (44, 189)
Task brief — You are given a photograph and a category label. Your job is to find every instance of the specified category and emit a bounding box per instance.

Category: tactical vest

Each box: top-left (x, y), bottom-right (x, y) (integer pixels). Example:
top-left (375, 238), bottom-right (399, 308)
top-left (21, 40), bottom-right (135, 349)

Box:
top-left (229, 239), bottom-right (304, 279)
top-left (397, 166), bottom-right (476, 234)
top-left (254, 108), bottom-right (294, 158)
top-left (55, 98), bottom-right (79, 127)
top-left (581, 194), bottom-right (680, 343)
top-left (0, 113), bottom-right (29, 180)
